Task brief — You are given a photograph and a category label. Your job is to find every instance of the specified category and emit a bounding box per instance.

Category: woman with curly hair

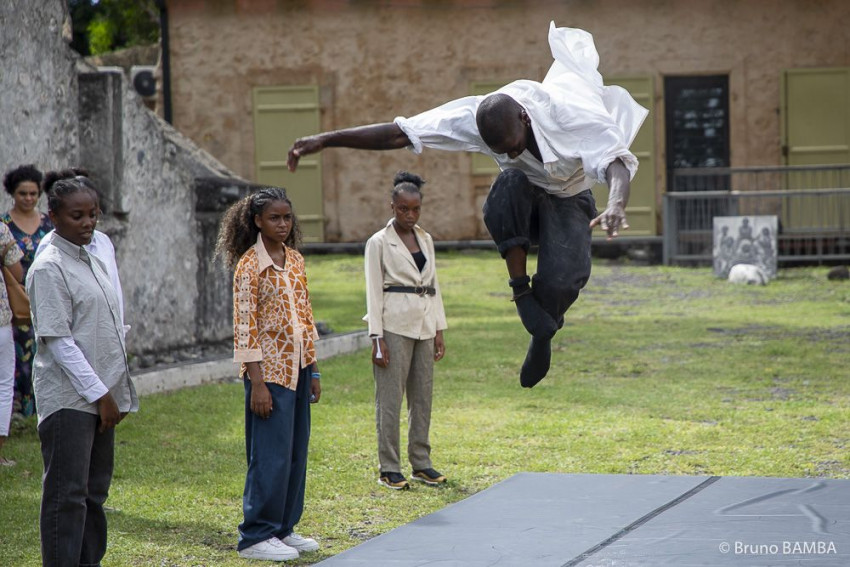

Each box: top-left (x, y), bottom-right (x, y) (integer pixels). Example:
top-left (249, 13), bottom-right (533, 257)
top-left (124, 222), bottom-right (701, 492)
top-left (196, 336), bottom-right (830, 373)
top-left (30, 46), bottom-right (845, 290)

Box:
top-left (215, 187), bottom-right (323, 562)
top-left (3, 164), bottom-right (52, 417)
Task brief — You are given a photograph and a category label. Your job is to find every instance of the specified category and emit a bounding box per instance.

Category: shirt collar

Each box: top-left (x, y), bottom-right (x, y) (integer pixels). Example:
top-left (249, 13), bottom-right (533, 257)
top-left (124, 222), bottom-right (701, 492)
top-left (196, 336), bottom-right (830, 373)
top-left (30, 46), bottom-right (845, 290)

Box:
top-left (254, 233), bottom-right (287, 272)
top-left (50, 233), bottom-right (91, 262)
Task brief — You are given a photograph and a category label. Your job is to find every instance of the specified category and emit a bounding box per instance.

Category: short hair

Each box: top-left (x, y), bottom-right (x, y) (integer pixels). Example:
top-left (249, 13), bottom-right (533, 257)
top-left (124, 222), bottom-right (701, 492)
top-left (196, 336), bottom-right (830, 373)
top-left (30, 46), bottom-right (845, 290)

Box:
top-left (42, 168), bottom-right (112, 214)
top-left (3, 164), bottom-right (43, 195)
top-left (46, 176), bottom-right (99, 214)
top-left (475, 94), bottom-right (523, 149)
top-left (391, 171), bottom-right (425, 201)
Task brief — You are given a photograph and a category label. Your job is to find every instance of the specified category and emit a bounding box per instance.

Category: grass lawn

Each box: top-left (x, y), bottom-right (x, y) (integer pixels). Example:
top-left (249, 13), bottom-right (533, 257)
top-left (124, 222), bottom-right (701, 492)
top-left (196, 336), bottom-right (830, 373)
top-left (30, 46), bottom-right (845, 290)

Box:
top-left (2, 251), bottom-right (849, 565)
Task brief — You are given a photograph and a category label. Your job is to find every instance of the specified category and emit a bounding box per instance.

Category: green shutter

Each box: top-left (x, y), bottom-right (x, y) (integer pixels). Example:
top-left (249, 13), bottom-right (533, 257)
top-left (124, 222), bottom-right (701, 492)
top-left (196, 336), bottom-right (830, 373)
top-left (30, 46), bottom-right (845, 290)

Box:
top-left (781, 68), bottom-right (850, 231)
top-left (782, 68), bottom-right (850, 167)
top-left (252, 86), bottom-right (324, 242)
top-left (592, 76), bottom-right (656, 236)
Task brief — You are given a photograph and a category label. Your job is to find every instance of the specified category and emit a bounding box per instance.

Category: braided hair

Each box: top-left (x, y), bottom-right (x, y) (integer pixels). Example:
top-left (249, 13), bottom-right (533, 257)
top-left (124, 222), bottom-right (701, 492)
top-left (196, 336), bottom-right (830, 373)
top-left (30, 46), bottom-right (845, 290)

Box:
top-left (45, 168), bottom-right (114, 215)
top-left (45, 175), bottom-right (100, 214)
top-left (391, 171), bottom-right (425, 201)
top-left (214, 187), bottom-right (302, 269)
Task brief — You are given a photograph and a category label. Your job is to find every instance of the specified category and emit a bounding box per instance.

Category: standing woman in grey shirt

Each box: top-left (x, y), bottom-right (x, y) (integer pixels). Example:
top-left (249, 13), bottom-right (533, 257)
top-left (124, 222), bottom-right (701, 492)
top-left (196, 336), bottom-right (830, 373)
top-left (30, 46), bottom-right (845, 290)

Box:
top-left (26, 176), bottom-right (138, 567)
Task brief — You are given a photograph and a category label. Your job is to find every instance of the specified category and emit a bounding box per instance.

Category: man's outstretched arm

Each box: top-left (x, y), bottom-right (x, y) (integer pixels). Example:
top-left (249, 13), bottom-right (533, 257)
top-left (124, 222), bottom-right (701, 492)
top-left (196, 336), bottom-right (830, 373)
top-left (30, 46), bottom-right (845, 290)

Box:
top-left (589, 158), bottom-right (631, 240)
top-left (287, 123), bottom-right (411, 172)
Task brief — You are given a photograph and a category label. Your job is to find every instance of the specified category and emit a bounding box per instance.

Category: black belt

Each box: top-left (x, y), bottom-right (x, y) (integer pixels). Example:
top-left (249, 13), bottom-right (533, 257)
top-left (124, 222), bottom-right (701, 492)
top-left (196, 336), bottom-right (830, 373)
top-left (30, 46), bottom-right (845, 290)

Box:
top-left (384, 285), bottom-right (436, 296)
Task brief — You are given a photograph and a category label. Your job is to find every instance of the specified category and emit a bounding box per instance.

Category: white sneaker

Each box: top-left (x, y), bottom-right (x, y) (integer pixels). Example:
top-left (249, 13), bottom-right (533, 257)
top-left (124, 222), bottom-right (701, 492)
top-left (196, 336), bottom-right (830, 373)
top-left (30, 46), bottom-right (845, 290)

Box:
top-left (238, 537), bottom-right (299, 561)
top-left (282, 533), bottom-right (319, 552)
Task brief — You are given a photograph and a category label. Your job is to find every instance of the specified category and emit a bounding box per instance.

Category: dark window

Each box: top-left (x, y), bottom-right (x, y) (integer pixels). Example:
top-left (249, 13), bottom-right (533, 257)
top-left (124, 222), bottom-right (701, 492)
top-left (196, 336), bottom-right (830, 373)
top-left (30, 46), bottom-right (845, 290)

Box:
top-left (665, 75), bottom-right (730, 191)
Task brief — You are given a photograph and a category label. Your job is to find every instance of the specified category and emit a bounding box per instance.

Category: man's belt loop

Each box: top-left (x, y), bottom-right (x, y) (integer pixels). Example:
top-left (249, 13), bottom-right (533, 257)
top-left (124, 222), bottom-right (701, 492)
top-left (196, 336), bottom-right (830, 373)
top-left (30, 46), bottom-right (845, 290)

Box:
top-left (383, 285), bottom-right (436, 297)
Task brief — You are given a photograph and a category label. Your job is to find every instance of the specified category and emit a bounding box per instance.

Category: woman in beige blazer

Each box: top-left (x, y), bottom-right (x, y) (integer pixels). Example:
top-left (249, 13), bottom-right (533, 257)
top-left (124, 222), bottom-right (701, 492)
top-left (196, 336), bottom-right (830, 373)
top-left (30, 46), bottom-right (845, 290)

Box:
top-left (364, 172), bottom-right (447, 490)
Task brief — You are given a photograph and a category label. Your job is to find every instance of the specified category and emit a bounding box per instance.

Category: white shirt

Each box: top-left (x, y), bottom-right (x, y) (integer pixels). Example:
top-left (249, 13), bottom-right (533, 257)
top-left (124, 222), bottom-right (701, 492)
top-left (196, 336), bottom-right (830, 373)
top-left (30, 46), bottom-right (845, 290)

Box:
top-left (394, 22), bottom-right (648, 197)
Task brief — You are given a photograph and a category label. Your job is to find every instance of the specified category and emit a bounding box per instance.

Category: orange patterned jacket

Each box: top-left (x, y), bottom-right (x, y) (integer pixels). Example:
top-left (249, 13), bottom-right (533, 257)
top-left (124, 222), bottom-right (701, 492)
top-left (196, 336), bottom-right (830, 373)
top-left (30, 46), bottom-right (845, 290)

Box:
top-left (233, 235), bottom-right (319, 390)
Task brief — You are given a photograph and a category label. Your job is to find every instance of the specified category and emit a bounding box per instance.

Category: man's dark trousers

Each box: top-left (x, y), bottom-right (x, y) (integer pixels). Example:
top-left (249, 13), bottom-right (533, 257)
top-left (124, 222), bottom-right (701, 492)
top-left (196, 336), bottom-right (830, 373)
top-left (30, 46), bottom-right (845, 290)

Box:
top-left (483, 168), bottom-right (596, 374)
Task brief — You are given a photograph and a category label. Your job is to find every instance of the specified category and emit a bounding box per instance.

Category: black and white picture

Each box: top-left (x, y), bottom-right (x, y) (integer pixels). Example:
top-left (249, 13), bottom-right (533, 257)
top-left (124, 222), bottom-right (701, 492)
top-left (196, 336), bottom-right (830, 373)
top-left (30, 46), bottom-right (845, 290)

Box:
top-left (713, 216), bottom-right (777, 279)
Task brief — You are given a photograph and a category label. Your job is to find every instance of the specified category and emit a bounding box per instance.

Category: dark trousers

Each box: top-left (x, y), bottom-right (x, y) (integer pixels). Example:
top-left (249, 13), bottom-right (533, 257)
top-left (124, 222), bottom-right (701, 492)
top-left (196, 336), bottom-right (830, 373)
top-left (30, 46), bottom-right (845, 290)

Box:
top-left (238, 367), bottom-right (311, 551)
top-left (38, 409), bottom-right (115, 567)
top-left (483, 168), bottom-right (596, 324)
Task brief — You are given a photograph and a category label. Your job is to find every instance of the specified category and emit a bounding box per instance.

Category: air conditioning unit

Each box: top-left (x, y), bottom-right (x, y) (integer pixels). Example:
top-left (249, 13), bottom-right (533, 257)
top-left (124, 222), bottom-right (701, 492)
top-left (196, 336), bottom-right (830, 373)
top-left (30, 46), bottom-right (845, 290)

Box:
top-left (130, 65), bottom-right (157, 99)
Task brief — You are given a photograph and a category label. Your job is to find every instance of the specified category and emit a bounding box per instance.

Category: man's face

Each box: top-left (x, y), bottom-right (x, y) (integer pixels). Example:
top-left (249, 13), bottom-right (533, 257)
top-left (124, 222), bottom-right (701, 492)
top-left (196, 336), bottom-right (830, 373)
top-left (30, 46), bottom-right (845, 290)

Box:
top-left (486, 111), bottom-right (529, 159)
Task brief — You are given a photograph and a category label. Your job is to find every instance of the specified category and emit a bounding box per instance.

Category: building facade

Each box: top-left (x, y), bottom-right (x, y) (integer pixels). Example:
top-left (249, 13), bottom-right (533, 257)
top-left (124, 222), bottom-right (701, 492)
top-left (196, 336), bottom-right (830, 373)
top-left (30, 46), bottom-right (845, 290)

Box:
top-left (164, 0), bottom-right (850, 242)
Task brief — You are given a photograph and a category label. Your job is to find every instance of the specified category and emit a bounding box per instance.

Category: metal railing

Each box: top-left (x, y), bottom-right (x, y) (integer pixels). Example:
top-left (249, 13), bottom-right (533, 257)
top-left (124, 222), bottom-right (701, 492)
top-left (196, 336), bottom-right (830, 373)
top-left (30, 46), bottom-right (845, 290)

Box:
top-left (664, 165), bottom-right (850, 266)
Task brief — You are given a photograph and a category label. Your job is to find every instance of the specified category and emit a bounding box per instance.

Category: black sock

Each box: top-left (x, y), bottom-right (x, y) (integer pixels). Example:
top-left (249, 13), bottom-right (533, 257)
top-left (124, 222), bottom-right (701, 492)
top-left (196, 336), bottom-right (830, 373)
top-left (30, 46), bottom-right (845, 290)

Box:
top-left (520, 336), bottom-right (552, 388)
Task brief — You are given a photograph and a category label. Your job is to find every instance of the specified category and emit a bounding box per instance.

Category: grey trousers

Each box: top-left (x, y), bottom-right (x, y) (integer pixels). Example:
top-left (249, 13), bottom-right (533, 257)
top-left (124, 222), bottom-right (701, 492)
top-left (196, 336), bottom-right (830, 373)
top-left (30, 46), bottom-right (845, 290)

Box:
top-left (374, 330), bottom-right (434, 473)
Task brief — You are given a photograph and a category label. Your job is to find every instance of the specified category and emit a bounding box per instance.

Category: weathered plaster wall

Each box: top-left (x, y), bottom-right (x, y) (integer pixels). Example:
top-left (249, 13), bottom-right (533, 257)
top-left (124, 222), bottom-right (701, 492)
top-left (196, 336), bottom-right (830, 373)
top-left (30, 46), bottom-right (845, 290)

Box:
top-left (113, 71), bottom-right (235, 352)
top-left (166, 0), bottom-right (850, 241)
top-left (0, 0), bottom-right (79, 188)
top-left (2, 0), bottom-right (239, 355)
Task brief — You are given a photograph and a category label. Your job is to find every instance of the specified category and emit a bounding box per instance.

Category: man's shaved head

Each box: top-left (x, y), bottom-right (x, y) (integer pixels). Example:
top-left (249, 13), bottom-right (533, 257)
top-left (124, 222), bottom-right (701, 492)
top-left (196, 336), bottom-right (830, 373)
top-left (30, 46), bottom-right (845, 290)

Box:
top-left (476, 94), bottom-right (525, 148)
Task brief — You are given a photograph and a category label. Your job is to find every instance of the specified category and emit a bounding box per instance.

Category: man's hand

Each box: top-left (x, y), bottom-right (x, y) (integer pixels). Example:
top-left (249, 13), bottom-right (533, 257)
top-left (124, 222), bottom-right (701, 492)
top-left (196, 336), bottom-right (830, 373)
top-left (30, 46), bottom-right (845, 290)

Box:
top-left (372, 337), bottom-right (390, 368)
top-left (591, 158), bottom-right (631, 240)
top-left (287, 135), bottom-right (324, 172)
top-left (287, 123), bottom-right (411, 172)
top-left (590, 204), bottom-right (630, 240)
top-left (97, 392), bottom-right (120, 432)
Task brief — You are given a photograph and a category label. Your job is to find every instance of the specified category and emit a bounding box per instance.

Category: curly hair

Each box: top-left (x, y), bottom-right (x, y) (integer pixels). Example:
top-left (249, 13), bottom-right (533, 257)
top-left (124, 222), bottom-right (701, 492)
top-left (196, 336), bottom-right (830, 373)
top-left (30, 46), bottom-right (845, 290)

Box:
top-left (391, 170), bottom-right (425, 201)
top-left (3, 164), bottom-right (44, 195)
top-left (214, 187), bottom-right (302, 270)
top-left (46, 176), bottom-right (100, 214)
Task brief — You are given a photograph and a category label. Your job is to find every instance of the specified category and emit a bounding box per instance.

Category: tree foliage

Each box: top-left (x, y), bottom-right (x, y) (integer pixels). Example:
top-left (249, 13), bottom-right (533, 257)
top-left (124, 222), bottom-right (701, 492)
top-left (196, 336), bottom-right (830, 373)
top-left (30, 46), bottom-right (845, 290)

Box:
top-left (68, 0), bottom-right (160, 56)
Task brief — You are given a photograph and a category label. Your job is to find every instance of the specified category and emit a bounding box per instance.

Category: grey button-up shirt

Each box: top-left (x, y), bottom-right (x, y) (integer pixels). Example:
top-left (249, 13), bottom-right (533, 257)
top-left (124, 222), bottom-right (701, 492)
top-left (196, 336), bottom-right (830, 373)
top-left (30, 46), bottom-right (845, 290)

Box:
top-left (26, 233), bottom-right (138, 424)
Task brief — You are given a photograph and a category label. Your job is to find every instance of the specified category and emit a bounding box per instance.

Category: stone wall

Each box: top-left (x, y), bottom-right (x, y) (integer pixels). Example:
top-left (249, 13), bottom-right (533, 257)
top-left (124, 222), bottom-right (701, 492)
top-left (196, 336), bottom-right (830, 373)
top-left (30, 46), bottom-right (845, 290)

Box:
top-left (0, 0), bottom-right (78, 180)
top-left (1, 0), bottom-right (246, 355)
top-left (164, 0), bottom-right (850, 241)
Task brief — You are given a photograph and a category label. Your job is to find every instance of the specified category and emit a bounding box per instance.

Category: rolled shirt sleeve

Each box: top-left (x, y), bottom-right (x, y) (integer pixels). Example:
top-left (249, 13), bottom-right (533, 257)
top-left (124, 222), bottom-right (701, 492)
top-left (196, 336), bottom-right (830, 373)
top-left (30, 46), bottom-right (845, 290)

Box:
top-left (363, 235), bottom-right (385, 337)
top-left (394, 96), bottom-right (485, 155)
top-left (427, 236), bottom-right (448, 332)
top-left (233, 255), bottom-right (263, 363)
top-left (297, 254), bottom-right (320, 342)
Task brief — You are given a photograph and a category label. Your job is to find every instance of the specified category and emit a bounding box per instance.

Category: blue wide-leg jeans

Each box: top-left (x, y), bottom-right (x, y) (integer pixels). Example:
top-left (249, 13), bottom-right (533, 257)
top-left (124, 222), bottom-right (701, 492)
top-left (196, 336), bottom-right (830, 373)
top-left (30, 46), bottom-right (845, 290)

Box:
top-left (237, 366), bottom-right (311, 551)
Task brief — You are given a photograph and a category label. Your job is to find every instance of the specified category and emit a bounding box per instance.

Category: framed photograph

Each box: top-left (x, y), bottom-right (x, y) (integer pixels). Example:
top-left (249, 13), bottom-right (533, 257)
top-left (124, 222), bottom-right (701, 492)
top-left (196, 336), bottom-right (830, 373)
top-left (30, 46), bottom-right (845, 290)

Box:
top-left (713, 216), bottom-right (778, 279)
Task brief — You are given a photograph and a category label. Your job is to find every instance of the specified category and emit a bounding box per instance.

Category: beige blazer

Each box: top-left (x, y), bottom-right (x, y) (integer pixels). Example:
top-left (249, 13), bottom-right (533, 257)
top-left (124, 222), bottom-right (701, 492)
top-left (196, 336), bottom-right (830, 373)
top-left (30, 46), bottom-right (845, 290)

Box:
top-left (364, 219), bottom-right (447, 340)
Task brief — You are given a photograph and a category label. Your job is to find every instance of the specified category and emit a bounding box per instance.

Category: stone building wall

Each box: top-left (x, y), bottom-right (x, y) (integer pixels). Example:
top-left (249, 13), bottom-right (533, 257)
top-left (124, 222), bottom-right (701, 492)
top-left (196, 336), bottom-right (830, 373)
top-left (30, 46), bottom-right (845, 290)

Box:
top-left (0, 0), bottom-right (79, 180)
top-left (1, 0), bottom-right (243, 356)
top-left (164, 0), bottom-right (850, 241)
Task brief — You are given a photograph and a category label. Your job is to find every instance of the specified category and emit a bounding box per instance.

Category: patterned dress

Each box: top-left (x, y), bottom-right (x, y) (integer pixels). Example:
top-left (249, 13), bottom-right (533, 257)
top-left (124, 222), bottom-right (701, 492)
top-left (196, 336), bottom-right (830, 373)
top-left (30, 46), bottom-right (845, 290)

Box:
top-left (1, 212), bottom-right (53, 416)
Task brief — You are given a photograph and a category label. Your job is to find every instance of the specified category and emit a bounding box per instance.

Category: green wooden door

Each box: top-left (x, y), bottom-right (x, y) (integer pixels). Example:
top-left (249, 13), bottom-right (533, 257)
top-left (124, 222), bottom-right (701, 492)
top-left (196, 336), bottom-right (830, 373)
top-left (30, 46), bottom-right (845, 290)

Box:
top-left (781, 68), bottom-right (850, 230)
top-left (782, 68), bottom-right (850, 167)
top-left (253, 86), bottom-right (324, 242)
top-left (592, 76), bottom-right (656, 236)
